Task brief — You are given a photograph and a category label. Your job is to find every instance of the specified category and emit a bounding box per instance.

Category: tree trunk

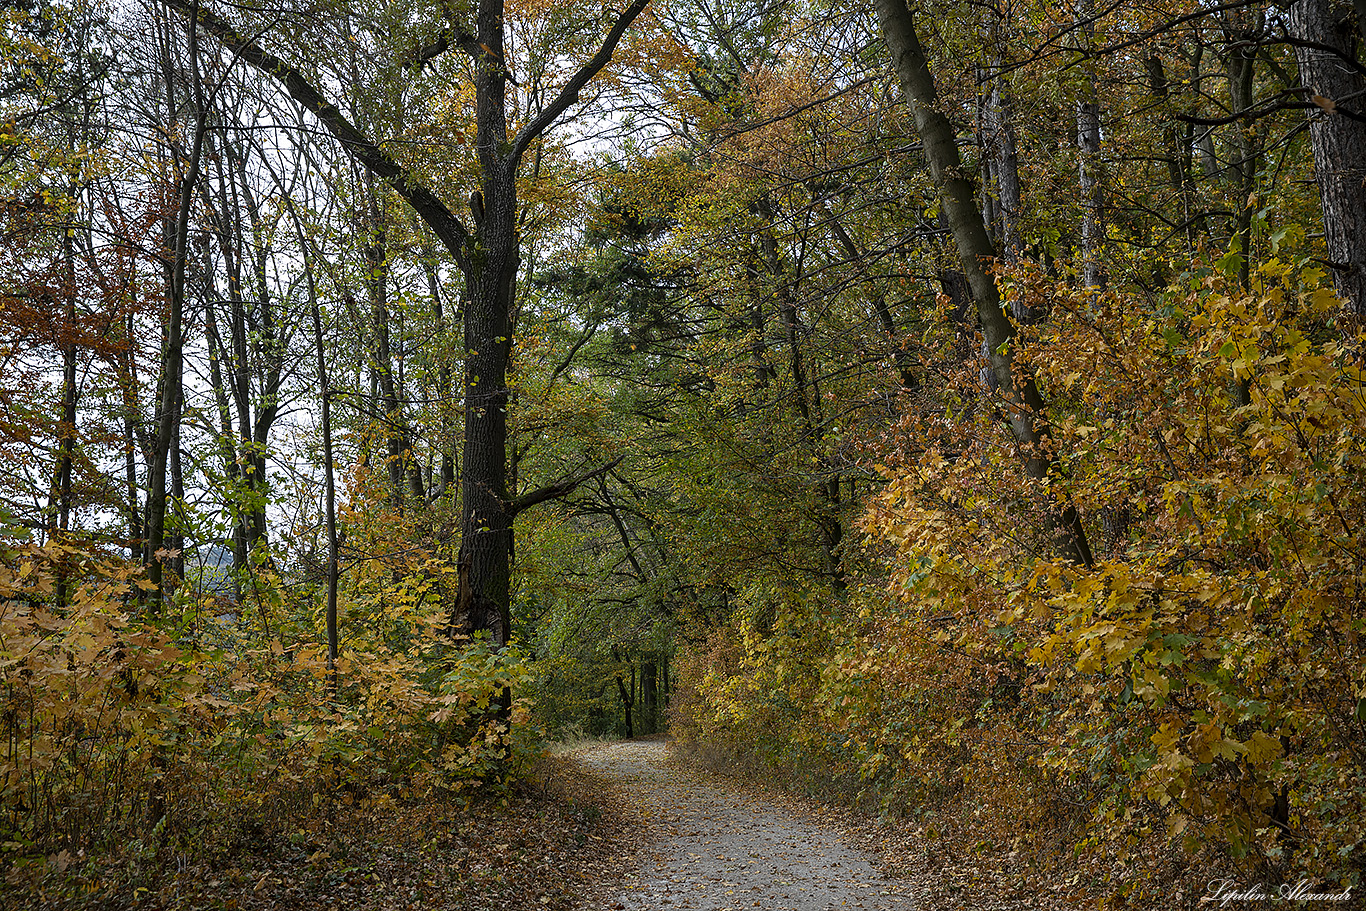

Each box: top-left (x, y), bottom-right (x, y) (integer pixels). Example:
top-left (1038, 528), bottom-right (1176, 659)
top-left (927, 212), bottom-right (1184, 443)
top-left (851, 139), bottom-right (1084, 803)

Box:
top-left (169, 382), bottom-right (185, 580)
top-left (309, 245), bottom-right (339, 695)
top-left (1075, 0), bottom-right (1104, 289)
top-left (146, 3), bottom-right (207, 607)
top-left (641, 661), bottom-right (658, 734)
top-left (417, 243), bottom-right (457, 500)
top-left (200, 128), bottom-right (283, 566)
top-left (234, 142), bottom-right (283, 547)
top-left (50, 225), bottom-right (78, 542)
top-left (1290, 0), bottom-right (1366, 314)
top-left (615, 667), bottom-right (635, 739)
top-left (822, 204), bottom-right (918, 389)
top-left (47, 187), bottom-right (80, 608)
top-left (987, 70), bottom-right (1023, 266)
top-left (364, 219), bottom-right (411, 513)
top-left (117, 313), bottom-right (145, 561)
top-left (875, 0), bottom-right (1094, 567)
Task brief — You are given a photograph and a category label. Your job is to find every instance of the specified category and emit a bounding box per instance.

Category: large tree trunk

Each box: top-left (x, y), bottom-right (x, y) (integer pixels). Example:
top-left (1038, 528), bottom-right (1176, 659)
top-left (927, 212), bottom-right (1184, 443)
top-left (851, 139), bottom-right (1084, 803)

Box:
top-left (875, 0), bottom-right (1094, 567)
top-left (1290, 0), bottom-right (1366, 315)
top-left (458, 3), bottom-right (520, 635)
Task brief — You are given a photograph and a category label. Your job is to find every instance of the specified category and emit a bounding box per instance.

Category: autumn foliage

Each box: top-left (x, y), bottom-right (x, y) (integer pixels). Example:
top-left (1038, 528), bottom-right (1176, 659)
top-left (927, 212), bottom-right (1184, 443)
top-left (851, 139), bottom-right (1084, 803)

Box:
top-left (673, 246), bottom-right (1366, 897)
top-left (9, 0), bottom-right (1366, 904)
top-left (0, 538), bottom-right (531, 873)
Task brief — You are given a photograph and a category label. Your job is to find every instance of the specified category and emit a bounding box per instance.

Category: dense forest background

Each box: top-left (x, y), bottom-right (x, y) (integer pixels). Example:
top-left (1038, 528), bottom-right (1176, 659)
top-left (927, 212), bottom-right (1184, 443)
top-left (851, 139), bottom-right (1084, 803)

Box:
top-left (2, 0), bottom-right (1363, 904)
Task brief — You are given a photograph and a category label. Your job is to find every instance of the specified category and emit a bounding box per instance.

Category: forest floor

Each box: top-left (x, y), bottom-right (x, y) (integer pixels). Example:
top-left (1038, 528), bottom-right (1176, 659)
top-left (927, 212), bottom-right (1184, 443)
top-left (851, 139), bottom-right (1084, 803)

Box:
top-left (6, 738), bottom-right (1123, 910)
top-left (571, 737), bottom-right (1128, 911)
top-left (2, 753), bottom-right (643, 911)
top-left (575, 737), bottom-right (914, 910)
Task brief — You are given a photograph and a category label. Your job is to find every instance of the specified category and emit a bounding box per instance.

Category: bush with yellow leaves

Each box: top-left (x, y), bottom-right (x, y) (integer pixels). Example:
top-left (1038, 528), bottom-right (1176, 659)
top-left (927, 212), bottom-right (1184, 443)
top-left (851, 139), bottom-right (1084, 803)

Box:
top-left (855, 248), bottom-right (1364, 890)
top-left (0, 539), bottom-right (532, 867)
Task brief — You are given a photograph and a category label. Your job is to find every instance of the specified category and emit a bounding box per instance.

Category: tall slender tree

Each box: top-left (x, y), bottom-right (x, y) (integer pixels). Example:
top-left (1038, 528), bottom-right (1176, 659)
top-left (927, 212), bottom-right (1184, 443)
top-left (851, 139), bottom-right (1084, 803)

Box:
top-left (875, 0), bottom-right (1094, 566)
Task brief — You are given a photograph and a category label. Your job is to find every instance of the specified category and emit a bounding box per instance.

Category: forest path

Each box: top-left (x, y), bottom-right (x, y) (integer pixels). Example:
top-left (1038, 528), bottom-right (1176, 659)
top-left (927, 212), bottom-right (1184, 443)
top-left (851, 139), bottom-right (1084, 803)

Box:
top-left (576, 739), bottom-right (915, 911)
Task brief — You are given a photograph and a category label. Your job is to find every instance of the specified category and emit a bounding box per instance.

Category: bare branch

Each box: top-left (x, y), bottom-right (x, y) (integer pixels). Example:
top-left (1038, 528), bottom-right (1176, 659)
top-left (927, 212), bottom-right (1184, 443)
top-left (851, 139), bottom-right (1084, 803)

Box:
top-left (161, 0), bottom-right (471, 264)
top-left (406, 10), bottom-right (482, 71)
top-left (510, 0), bottom-right (652, 162)
top-left (508, 456), bottom-right (625, 517)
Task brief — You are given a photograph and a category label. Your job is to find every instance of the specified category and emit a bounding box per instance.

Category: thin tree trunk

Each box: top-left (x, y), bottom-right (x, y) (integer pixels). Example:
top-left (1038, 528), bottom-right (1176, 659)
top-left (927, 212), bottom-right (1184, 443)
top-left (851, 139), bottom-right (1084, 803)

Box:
top-left (1223, 9), bottom-right (1260, 294)
top-left (47, 183), bottom-right (80, 608)
top-left (821, 203), bottom-right (918, 389)
top-left (1075, 0), bottom-right (1104, 289)
top-left (615, 667), bottom-right (635, 739)
top-left (118, 315), bottom-right (144, 560)
top-left (875, 0), bottom-right (1094, 567)
top-left (418, 245), bottom-right (457, 499)
top-left (146, 0), bottom-right (208, 608)
top-left (309, 247), bottom-right (339, 695)
top-left (233, 141), bottom-right (283, 546)
top-left (987, 68), bottom-right (1023, 267)
top-left (170, 383), bottom-right (184, 580)
top-left (51, 228), bottom-right (78, 541)
top-left (641, 661), bottom-right (658, 735)
top-left (363, 218), bottom-right (410, 513)
top-left (757, 218), bottom-right (847, 591)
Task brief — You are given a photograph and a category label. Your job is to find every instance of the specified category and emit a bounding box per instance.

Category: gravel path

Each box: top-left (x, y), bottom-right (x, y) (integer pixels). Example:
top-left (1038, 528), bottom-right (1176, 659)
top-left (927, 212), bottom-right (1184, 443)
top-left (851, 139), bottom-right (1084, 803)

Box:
top-left (577, 740), bottom-right (915, 911)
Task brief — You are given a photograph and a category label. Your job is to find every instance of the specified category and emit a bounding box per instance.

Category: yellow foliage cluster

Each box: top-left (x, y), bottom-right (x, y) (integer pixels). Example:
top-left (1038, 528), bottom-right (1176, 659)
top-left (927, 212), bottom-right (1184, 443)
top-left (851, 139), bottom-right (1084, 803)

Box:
top-left (0, 539), bottom-right (532, 861)
top-left (858, 257), bottom-right (1365, 886)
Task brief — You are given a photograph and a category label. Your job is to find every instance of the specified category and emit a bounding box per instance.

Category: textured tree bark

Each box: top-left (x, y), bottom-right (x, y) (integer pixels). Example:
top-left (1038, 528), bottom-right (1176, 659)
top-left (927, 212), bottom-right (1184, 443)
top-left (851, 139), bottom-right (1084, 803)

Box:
top-left (875, 0), bottom-right (1093, 567)
top-left (1290, 0), bottom-right (1366, 315)
top-left (984, 68), bottom-right (1023, 267)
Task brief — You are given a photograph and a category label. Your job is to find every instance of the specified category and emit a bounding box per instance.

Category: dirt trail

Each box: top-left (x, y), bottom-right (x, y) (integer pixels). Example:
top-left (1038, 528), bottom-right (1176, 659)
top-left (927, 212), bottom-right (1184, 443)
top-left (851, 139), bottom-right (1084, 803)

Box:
top-left (577, 740), bottom-right (914, 911)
